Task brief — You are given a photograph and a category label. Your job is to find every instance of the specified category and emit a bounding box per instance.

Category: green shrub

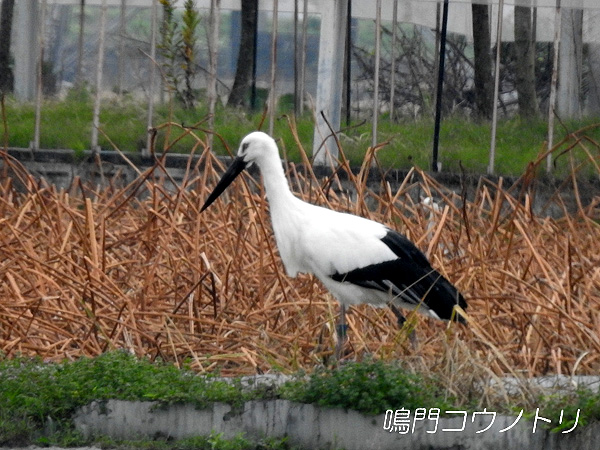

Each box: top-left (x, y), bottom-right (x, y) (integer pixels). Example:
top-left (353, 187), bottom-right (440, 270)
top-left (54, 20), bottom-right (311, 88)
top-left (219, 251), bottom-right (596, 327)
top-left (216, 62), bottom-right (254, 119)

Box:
top-left (279, 359), bottom-right (453, 415)
top-left (0, 351), bottom-right (244, 445)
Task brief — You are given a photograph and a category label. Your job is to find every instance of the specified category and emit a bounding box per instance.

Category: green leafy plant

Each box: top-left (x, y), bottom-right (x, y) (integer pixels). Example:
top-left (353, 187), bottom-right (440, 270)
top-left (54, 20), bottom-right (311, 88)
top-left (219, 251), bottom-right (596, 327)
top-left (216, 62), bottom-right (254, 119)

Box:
top-left (157, 0), bottom-right (200, 109)
top-left (0, 352), bottom-right (246, 445)
top-left (91, 433), bottom-right (294, 450)
top-left (527, 387), bottom-right (600, 433)
top-left (2, 352), bottom-right (599, 446)
top-left (158, 0), bottom-right (182, 99)
top-left (180, 0), bottom-right (201, 109)
top-left (279, 359), bottom-right (453, 416)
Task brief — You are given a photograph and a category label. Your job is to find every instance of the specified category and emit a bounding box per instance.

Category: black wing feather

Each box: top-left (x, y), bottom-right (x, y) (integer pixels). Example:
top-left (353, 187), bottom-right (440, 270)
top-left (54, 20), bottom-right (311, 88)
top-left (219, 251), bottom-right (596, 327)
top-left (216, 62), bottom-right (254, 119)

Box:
top-left (330, 229), bottom-right (466, 322)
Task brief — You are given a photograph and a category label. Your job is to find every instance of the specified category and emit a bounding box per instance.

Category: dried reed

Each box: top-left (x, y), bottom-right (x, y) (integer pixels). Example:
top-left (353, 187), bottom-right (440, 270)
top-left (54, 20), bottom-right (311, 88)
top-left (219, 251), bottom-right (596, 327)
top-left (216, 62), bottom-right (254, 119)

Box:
top-left (0, 123), bottom-right (598, 393)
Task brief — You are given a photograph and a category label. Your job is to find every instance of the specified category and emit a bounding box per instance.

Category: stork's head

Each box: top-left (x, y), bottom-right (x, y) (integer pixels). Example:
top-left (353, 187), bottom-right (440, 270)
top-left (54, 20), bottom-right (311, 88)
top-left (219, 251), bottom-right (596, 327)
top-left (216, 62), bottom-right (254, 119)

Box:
top-left (201, 131), bottom-right (277, 212)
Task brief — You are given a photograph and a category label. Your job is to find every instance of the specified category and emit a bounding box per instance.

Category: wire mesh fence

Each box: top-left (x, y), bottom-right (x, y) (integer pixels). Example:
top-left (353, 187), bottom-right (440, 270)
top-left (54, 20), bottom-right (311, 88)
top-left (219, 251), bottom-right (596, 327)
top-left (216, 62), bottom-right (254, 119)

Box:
top-left (3, 1), bottom-right (600, 164)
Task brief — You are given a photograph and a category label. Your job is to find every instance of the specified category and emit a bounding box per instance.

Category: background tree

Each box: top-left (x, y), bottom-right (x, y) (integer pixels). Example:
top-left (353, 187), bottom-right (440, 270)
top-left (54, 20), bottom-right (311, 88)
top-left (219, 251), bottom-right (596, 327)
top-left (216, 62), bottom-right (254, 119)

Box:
top-left (471, 3), bottom-right (493, 120)
top-left (180, 0), bottom-right (200, 109)
top-left (159, 0), bottom-right (180, 97)
top-left (158, 0), bottom-right (200, 109)
top-left (0, 0), bottom-right (15, 94)
top-left (227, 0), bottom-right (258, 108)
top-left (514, 5), bottom-right (538, 117)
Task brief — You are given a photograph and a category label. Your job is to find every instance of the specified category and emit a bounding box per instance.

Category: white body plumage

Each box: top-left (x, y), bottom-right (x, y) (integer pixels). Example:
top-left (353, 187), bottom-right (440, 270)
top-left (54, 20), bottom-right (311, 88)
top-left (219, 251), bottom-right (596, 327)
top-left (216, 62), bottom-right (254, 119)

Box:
top-left (201, 132), bottom-right (466, 323)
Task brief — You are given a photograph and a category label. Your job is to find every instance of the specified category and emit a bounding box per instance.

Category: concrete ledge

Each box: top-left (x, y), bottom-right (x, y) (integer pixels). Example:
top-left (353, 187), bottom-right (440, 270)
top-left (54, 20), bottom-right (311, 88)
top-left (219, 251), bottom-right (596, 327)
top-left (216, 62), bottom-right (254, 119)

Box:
top-left (73, 399), bottom-right (599, 450)
top-left (3, 146), bottom-right (600, 218)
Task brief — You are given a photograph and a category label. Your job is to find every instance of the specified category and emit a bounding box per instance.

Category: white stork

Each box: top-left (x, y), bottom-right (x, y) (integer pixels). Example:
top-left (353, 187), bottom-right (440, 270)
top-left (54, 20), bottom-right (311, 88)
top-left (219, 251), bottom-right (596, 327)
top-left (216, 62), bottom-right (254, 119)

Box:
top-left (201, 132), bottom-right (466, 337)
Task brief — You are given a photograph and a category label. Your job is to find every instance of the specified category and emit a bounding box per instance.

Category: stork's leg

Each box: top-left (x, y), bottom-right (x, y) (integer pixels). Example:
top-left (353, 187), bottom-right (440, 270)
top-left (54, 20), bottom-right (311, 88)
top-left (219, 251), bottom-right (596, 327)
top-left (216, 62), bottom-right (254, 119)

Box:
top-left (335, 304), bottom-right (348, 360)
top-left (388, 303), bottom-right (418, 348)
top-left (388, 303), bottom-right (406, 328)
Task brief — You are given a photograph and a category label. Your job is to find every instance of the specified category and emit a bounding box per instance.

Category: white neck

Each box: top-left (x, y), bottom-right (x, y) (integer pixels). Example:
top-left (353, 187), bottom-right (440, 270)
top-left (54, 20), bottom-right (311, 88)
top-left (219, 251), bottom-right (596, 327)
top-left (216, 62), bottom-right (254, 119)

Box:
top-left (256, 154), bottom-right (297, 211)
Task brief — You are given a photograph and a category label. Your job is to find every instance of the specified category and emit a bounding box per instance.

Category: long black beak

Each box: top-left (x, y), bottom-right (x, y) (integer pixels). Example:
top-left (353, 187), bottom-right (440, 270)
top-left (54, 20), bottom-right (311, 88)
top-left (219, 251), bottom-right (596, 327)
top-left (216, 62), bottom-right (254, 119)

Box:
top-left (201, 156), bottom-right (247, 212)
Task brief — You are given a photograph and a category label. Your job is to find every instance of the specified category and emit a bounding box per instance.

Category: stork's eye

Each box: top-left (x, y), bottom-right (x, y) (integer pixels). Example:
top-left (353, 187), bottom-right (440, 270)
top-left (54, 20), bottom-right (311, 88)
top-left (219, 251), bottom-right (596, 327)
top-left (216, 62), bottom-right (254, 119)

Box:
top-left (240, 142), bottom-right (249, 154)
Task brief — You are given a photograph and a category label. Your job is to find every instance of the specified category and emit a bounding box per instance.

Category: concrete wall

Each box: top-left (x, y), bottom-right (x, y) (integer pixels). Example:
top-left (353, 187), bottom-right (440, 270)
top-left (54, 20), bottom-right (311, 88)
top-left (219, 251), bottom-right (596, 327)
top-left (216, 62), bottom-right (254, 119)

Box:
top-left (2, 147), bottom-right (598, 219)
top-left (73, 399), bottom-right (598, 450)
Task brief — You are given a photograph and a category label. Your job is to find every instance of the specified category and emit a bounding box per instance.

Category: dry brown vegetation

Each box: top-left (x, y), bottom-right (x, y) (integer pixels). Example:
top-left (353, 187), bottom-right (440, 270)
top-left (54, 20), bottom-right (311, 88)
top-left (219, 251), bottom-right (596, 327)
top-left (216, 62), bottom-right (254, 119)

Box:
top-left (0, 122), bottom-right (599, 386)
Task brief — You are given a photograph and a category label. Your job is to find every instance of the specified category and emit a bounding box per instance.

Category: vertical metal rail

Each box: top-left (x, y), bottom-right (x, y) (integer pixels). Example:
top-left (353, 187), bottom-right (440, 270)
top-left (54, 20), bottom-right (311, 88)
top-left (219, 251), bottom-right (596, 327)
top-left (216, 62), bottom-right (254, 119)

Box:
top-left (345, 0), bottom-right (352, 126)
top-left (118, 0), bottom-right (125, 96)
top-left (294, 0), bottom-right (299, 116)
top-left (33, 0), bottom-right (47, 151)
top-left (431, 0), bottom-right (449, 173)
top-left (145, 0), bottom-right (157, 156)
top-left (76, 0), bottom-right (85, 87)
top-left (91, 0), bottom-right (107, 153)
top-left (488, 0), bottom-right (504, 175)
top-left (389, 0), bottom-right (398, 122)
top-left (299, 0), bottom-right (308, 115)
top-left (547, 0), bottom-right (562, 173)
top-left (250, 3), bottom-right (259, 110)
top-left (371, 0), bottom-right (381, 149)
top-left (207, 0), bottom-right (221, 148)
top-left (268, 0), bottom-right (279, 135)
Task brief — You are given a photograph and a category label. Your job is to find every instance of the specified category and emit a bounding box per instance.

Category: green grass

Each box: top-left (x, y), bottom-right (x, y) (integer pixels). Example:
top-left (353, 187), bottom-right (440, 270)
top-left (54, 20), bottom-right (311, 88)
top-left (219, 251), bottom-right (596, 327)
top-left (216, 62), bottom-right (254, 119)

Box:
top-left (1, 352), bottom-right (597, 446)
top-left (337, 115), bottom-right (600, 177)
top-left (279, 359), bottom-right (454, 416)
top-left (80, 433), bottom-right (294, 450)
top-left (530, 387), bottom-right (600, 433)
top-left (0, 351), bottom-right (253, 446)
top-left (2, 93), bottom-right (599, 177)
top-left (0, 351), bottom-right (305, 447)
